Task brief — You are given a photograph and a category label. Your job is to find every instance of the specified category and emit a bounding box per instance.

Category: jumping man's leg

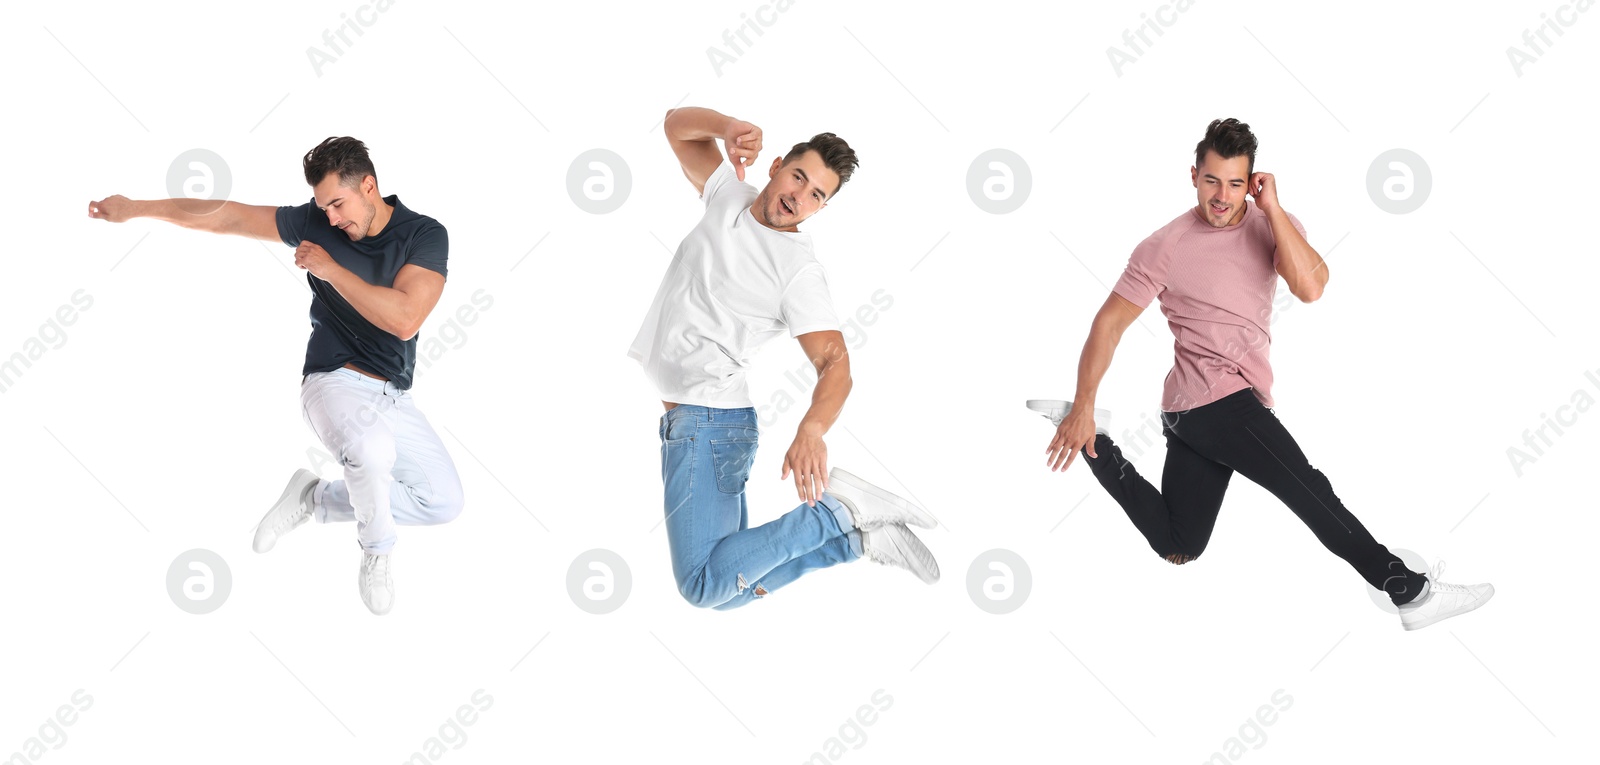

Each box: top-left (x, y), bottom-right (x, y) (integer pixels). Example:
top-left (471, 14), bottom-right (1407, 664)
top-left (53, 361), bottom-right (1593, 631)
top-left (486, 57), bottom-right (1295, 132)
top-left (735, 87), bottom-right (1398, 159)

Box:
top-left (300, 369), bottom-right (403, 554)
top-left (1172, 389), bottom-right (1427, 604)
top-left (660, 407), bottom-right (859, 609)
top-left (711, 533), bottom-right (863, 610)
top-left (1082, 425), bottom-right (1235, 564)
top-left (313, 384), bottom-right (465, 528)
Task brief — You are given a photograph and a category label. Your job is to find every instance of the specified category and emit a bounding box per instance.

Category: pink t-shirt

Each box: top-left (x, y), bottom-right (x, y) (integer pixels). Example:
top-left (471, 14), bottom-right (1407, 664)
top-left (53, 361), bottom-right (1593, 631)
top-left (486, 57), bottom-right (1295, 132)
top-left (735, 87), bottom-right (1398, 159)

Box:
top-left (1112, 200), bottom-right (1305, 412)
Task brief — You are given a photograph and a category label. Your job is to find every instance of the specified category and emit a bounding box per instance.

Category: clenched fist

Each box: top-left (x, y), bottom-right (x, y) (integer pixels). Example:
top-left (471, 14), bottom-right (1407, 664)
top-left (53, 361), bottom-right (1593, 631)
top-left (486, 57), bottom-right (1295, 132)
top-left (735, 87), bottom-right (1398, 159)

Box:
top-left (294, 241), bottom-right (338, 280)
top-left (87, 195), bottom-right (135, 223)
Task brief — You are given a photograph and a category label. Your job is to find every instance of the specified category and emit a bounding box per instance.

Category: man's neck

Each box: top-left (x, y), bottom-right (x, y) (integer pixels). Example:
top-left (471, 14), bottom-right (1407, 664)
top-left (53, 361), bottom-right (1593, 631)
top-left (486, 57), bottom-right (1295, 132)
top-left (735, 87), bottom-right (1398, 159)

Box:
top-left (368, 197), bottom-right (396, 237)
top-left (750, 206), bottom-right (798, 233)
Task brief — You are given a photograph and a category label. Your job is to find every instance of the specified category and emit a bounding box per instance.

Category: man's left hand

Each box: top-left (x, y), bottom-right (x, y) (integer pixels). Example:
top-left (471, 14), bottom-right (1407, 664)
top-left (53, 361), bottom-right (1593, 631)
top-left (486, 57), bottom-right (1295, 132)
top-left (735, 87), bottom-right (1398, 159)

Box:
top-left (294, 241), bottom-right (338, 281)
top-left (1248, 171), bottom-right (1280, 214)
top-left (782, 431), bottom-right (829, 507)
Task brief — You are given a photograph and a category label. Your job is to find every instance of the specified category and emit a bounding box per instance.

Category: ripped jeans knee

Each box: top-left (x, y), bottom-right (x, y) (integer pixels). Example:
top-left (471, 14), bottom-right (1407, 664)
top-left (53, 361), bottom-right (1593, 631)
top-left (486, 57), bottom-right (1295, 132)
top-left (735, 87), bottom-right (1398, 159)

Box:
top-left (736, 572), bottom-right (768, 597)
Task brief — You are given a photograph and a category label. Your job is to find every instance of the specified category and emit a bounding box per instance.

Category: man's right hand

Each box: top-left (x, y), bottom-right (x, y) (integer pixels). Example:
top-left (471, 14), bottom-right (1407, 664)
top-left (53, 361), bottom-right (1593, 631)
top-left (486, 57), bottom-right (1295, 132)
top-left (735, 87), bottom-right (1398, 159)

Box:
top-left (87, 195), bottom-right (135, 223)
top-left (1046, 409), bottom-right (1099, 472)
top-left (722, 120), bottom-right (762, 181)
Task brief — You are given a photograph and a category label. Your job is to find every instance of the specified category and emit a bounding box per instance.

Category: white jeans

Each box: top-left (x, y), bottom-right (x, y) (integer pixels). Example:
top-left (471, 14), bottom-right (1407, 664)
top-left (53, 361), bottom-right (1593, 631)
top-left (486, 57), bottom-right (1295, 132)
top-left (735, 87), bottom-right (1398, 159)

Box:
top-left (300, 367), bottom-right (464, 553)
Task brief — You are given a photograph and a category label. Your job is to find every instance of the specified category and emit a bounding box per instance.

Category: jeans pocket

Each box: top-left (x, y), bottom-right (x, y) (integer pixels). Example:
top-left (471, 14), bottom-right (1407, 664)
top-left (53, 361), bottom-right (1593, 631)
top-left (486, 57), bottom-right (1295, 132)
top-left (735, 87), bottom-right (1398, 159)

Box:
top-left (709, 437), bottom-right (758, 494)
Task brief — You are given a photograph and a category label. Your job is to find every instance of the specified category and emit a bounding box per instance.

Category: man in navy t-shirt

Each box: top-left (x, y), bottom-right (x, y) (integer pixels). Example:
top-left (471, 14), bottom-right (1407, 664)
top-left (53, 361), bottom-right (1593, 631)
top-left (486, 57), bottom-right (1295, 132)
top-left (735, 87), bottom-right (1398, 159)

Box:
top-left (89, 137), bottom-right (464, 615)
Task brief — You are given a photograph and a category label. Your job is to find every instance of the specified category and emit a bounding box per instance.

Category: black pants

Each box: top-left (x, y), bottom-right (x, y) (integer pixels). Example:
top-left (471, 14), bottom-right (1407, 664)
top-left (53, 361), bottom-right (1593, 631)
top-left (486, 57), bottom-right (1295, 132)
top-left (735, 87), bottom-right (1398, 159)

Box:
top-left (1083, 387), bottom-right (1426, 605)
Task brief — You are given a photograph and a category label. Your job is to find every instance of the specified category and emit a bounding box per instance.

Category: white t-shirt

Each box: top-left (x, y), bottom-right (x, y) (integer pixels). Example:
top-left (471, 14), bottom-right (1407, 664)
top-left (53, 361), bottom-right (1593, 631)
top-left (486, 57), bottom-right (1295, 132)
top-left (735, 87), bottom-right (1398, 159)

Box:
top-left (628, 159), bottom-right (841, 408)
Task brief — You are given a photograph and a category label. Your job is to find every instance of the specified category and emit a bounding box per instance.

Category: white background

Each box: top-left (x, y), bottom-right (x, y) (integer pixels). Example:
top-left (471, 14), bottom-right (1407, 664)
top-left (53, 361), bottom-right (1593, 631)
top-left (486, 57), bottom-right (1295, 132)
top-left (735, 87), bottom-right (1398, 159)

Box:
top-left (2, 0), bottom-right (1596, 762)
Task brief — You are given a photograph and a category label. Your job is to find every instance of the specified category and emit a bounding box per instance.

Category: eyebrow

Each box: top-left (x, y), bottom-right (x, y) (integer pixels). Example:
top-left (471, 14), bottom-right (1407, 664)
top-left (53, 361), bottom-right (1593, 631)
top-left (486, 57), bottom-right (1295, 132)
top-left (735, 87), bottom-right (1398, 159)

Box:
top-left (793, 167), bottom-right (828, 200)
top-left (1202, 173), bottom-right (1245, 184)
top-left (316, 193), bottom-right (349, 210)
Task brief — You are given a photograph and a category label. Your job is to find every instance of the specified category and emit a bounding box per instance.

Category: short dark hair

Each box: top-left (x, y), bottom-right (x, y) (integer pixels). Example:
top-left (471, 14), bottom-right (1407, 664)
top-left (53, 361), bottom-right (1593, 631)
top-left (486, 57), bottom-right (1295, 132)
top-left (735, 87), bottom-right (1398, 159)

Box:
top-left (1194, 118), bottom-right (1257, 176)
top-left (783, 133), bottom-right (859, 197)
top-left (302, 136), bottom-right (377, 189)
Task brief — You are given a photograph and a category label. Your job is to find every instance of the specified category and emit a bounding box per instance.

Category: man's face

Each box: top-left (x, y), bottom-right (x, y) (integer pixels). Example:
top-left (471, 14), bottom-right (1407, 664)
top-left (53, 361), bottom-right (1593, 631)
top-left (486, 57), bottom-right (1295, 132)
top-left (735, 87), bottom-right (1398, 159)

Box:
top-left (1190, 150), bottom-right (1252, 228)
top-left (754, 150), bottom-right (839, 231)
top-left (312, 174), bottom-right (377, 241)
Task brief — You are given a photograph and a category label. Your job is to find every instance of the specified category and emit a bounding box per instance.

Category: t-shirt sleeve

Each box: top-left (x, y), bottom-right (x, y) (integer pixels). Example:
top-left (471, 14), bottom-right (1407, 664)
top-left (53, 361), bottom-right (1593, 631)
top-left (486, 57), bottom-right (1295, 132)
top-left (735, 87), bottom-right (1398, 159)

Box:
top-left (780, 265), bottom-right (840, 338)
top-left (700, 158), bottom-right (741, 208)
top-left (405, 223), bottom-right (449, 279)
top-left (275, 200), bottom-right (315, 247)
top-left (1111, 232), bottom-right (1166, 310)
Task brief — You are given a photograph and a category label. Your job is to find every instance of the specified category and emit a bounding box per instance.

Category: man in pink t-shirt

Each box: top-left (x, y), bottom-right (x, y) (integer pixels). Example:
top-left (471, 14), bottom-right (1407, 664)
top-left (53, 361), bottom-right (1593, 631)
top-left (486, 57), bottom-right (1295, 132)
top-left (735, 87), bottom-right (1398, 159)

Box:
top-left (1029, 119), bottom-right (1493, 631)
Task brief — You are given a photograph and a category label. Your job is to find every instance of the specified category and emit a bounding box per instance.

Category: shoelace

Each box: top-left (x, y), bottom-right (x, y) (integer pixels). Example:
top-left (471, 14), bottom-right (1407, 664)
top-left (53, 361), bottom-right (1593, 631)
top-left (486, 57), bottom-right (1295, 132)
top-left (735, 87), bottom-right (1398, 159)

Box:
top-left (265, 491), bottom-right (312, 534)
top-left (365, 555), bottom-right (391, 584)
top-left (1426, 560), bottom-right (1472, 595)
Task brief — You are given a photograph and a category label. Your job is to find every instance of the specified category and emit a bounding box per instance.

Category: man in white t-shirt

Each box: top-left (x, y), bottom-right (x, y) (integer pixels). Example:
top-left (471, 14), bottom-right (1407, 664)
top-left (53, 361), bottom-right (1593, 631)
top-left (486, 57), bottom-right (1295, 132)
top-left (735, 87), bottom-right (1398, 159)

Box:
top-left (629, 106), bottom-right (940, 609)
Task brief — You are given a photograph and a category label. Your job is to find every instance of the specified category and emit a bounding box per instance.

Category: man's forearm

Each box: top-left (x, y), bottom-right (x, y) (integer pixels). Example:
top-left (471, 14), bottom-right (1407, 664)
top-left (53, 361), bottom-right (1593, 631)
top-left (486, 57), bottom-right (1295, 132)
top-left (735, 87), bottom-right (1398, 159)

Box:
top-left (665, 106), bottom-right (734, 142)
top-left (1267, 208), bottom-right (1327, 301)
top-left (798, 360), bottom-right (852, 438)
top-left (131, 198), bottom-right (241, 234)
top-left (1074, 327), bottom-right (1118, 408)
top-left (322, 266), bottom-right (417, 340)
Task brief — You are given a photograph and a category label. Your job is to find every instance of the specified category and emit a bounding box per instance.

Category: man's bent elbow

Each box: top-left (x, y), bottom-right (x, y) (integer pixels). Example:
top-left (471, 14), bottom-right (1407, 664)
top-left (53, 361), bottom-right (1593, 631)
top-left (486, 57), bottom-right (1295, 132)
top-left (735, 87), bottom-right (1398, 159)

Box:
top-left (396, 318), bottom-right (423, 341)
top-left (1296, 280), bottom-right (1325, 303)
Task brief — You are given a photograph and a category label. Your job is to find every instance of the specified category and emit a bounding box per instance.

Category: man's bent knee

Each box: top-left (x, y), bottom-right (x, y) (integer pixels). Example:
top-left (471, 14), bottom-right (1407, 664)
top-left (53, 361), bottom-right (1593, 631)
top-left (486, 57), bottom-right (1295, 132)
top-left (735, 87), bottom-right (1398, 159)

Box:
top-left (419, 480), bottom-right (465, 525)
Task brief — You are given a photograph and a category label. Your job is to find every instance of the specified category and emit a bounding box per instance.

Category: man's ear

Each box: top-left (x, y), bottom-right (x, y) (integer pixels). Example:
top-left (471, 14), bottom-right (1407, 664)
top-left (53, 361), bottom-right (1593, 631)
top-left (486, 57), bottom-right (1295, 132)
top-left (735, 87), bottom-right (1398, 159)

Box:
top-left (769, 156), bottom-right (783, 178)
top-left (1189, 166), bottom-right (1198, 187)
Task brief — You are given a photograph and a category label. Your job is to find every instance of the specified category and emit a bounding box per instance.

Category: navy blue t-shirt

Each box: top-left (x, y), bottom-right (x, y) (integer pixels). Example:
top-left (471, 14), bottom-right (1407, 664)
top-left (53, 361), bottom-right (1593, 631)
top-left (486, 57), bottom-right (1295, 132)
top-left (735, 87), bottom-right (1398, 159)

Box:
top-left (276, 194), bottom-right (448, 390)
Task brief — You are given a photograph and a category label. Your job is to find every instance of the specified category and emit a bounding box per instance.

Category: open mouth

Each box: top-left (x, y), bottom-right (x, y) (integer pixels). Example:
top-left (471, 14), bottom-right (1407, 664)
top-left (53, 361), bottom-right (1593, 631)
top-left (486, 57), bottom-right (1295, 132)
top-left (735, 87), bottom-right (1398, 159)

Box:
top-left (1209, 202), bottom-right (1230, 217)
top-left (780, 198), bottom-right (795, 216)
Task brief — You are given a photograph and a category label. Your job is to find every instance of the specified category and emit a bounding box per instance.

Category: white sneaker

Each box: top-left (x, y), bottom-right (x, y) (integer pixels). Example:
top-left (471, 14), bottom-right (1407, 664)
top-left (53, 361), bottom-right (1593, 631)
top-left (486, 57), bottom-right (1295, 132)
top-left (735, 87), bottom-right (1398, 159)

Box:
top-left (359, 553), bottom-right (395, 616)
top-left (1397, 560), bottom-right (1493, 631)
top-left (825, 468), bottom-right (937, 530)
top-left (1026, 399), bottom-right (1111, 435)
top-left (862, 523), bottom-right (940, 584)
top-left (252, 469), bottom-right (320, 553)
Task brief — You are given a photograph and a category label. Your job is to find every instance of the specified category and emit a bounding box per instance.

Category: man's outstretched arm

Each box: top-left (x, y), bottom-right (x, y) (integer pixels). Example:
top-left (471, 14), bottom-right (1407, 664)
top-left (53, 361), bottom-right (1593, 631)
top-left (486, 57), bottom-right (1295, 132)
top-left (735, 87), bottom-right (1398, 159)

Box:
top-left (663, 106), bottom-right (763, 194)
top-left (90, 194), bottom-right (444, 341)
top-left (783, 330), bottom-right (852, 507)
top-left (88, 196), bottom-right (280, 241)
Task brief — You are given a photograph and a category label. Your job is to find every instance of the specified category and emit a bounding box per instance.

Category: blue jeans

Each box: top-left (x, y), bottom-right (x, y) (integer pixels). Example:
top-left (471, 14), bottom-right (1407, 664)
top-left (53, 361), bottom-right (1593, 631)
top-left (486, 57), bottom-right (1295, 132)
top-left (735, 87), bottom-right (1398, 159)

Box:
top-left (659, 405), bottom-right (862, 610)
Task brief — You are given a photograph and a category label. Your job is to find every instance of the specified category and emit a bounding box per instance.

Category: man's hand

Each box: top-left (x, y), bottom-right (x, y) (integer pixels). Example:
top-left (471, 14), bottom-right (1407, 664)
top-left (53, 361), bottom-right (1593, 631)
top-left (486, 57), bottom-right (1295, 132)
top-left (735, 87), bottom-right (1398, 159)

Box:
top-left (293, 241), bottom-right (339, 281)
top-left (782, 429), bottom-right (829, 507)
top-left (87, 195), bottom-right (135, 223)
top-left (723, 120), bottom-right (762, 181)
top-left (1248, 171), bottom-right (1280, 215)
top-left (1045, 409), bottom-right (1100, 473)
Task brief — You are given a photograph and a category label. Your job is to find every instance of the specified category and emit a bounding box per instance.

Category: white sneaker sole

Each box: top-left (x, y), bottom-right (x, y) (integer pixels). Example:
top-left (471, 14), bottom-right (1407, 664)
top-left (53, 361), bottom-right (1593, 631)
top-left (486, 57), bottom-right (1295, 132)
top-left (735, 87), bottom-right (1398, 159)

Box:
top-left (828, 468), bottom-right (937, 529)
top-left (865, 524), bottom-right (941, 584)
top-left (1400, 586), bottom-right (1495, 631)
top-left (1025, 399), bottom-right (1111, 434)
